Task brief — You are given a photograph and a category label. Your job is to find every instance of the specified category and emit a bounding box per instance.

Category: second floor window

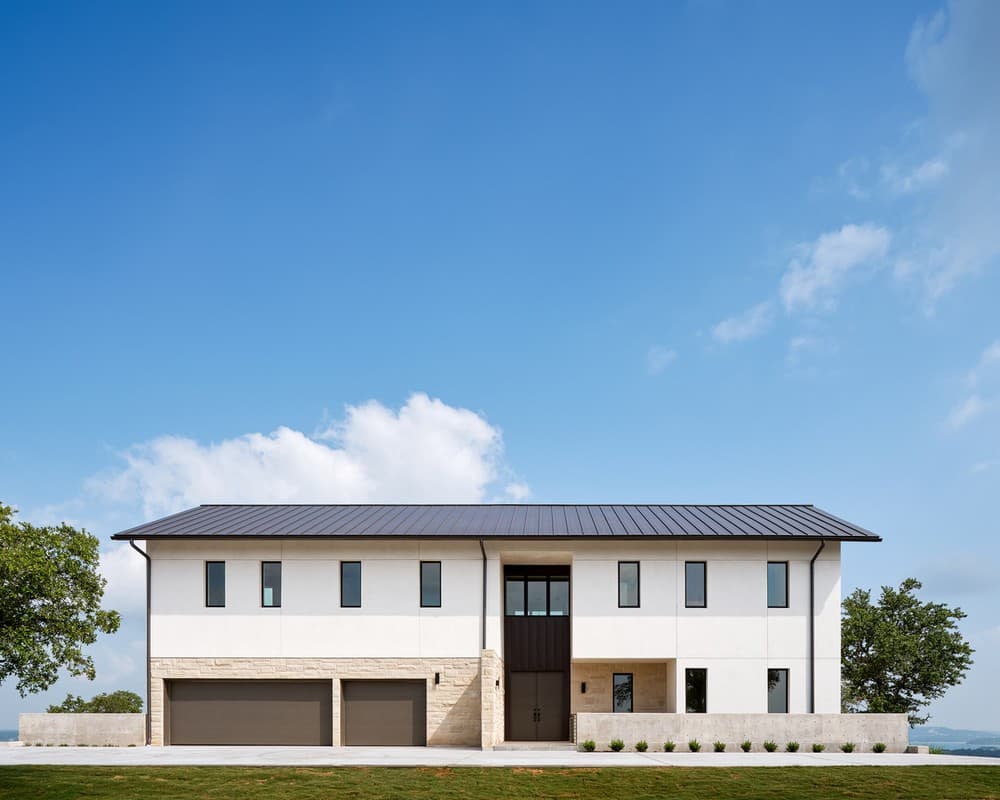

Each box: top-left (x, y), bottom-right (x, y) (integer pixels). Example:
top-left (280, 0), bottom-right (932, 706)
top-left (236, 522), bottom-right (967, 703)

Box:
top-left (261, 561), bottom-right (281, 608)
top-left (420, 561), bottom-right (441, 607)
top-left (205, 561), bottom-right (225, 607)
top-left (504, 568), bottom-right (570, 616)
top-left (767, 561), bottom-right (788, 608)
top-left (685, 561), bottom-right (706, 608)
top-left (341, 561), bottom-right (361, 608)
top-left (618, 561), bottom-right (639, 608)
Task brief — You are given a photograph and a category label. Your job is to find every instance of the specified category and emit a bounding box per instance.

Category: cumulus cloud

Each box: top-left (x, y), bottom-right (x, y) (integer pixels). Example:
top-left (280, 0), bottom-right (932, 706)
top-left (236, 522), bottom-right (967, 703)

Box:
top-left (881, 157), bottom-right (950, 194)
top-left (711, 301), bottom-right (774, 344)
top-left (89, 393), bottom-right (527, 520)
top-left (646, 345), bottom-right (677, 375)
top-left (948, 394), bottom-right (986, 430)
top-left (779, 224), bottom-right (891, 312)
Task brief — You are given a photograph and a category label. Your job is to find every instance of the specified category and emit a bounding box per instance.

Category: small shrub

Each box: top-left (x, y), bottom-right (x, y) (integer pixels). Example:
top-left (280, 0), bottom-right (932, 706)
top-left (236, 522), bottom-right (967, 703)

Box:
top-left (929, 746), bottom-right (945, 755)
top-left (581, 740), bottom-right (595, 752)
top-left (713, 741), bottom-right (726, 752)
top-left (635, 740), bottom-right (648, 752)
top-left (740, 739), bottom-right (752, 752)
top-left (812, 743), bottom-right (825, 753)
top-left (786, 741), bottom-right (800, 753)
top-left (663, 740), bottom-right (676, 752)
top-left (763, 740), bottom-right (777, 752)
top-left (688, 739), bottom-right (701, 752)
top-left (872, 742), bottom-right (886, 753)
top-left (841, 742), bottom-right (856, 753)
top-left (609, 739), bottom-right (624, 752)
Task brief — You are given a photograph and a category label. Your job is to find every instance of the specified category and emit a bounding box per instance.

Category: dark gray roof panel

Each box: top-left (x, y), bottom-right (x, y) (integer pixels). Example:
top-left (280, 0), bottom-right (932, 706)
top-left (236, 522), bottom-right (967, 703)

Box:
top-left (111, 504), bottom-right (881, 541)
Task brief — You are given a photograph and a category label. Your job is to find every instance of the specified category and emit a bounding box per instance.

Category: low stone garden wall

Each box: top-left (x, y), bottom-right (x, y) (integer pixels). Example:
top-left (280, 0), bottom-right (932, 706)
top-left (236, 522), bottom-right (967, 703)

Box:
top-left (574, 713), bottom-right (909, 753)
top-left (19, 713), bottom-right (146, 747)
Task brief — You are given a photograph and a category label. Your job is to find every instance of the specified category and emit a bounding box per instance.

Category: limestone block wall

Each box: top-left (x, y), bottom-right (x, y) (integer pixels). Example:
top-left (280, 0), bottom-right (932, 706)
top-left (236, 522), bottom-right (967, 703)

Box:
top-left (571, 662), bottom-right (671, 713)
top-left (19, 713), bottom-right (145, 747)
top-left (574, 712), bottom-right (910, 752)
top-left (479, 649), bottom-right (505, 748)
top-left (150, 657), bottom-right (481, 746)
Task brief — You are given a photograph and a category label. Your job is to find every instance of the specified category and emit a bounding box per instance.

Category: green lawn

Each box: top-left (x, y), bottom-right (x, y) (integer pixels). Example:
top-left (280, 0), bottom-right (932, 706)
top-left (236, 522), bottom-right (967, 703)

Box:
top-left (1, 766), bottom-right (999, 800)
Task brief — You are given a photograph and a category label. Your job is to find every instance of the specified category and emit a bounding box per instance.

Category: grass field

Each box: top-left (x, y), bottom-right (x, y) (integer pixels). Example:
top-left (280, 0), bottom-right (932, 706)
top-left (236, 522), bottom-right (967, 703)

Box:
top-left (1, 766), bottom-right (999, 800)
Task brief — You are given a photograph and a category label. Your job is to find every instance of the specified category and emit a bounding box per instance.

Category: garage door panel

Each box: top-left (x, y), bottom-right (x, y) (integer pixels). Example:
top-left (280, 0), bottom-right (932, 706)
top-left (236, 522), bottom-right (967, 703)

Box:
top-left (167, 680), bottom-right (332, 745)
top-left (341, 680), bottom-right (426, 746)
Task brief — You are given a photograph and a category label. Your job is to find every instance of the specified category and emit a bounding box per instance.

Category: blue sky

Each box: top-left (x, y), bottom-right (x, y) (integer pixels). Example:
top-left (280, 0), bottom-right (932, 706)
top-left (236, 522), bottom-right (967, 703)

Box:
top-left (2, 0), bottom-right (999, 730)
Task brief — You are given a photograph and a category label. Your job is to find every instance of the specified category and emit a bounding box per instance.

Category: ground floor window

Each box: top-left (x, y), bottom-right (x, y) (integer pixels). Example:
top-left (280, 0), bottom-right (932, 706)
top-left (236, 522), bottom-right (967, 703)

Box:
top-left (613, 672), bottom-right (633, 712)
top-left (767, 668), bottom-right (789, 713)
top-left (685, 668), bottom-right (707, 713)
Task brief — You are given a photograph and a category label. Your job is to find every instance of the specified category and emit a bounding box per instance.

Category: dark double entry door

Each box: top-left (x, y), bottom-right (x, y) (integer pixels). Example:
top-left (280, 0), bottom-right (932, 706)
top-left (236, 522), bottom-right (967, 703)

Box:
top-left (508, 671), bottom-right (568, 741)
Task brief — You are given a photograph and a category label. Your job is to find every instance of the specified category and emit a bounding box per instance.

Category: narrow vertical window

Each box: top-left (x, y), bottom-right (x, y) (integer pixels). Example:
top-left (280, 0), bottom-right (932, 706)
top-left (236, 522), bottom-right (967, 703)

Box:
top-left (767, 561), bottom-right (788, 608)
top-left (505, 578), bottom-right (525, 616)
top-left (341, 561), bottom-right (361, 608)
top-left (526, 578), bottom-right (547, 616)
top-left (768, 668), bottom-right (789, 713)
top-left (549, 578), bottom-right (570, 616)
top-left (613, 673), bottom-right (633, 713)
top-left (261, 561), bottom-right (281, 608)
top-left (205, 561), bottom-right (225, 608)
top-left (685, 561), bottom-right (707, 608)
top-left (618, 561), bottom-right (639, 608)
top-left (685, 668), bottom-right (707, 713)
top-left (420, 561), bottom-right (441, 608)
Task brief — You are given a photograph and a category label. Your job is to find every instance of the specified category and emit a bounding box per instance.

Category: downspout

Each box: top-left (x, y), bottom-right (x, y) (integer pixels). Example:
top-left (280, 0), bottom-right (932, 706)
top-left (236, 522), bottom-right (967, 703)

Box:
top-left (129, 539), bottom-right (151, 746)
top-left (479, 540), bottom-right (487, 651)
top-left (808, 539), bottom-right (826, 714)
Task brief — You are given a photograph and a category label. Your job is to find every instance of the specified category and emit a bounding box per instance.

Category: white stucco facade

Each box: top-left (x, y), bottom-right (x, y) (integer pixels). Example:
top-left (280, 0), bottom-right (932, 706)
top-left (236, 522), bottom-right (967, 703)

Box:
top-left (147, 537), bottom-right (841, 714)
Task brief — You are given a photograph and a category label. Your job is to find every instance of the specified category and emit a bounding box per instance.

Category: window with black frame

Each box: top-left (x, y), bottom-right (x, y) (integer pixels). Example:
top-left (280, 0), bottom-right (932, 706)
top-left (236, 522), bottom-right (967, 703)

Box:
top-left (767, 668), bottom-right (789, 713)
top-left (685, 668), bottom-right (707, 713)
top-left (503, 569), bottom-right (570, 617)
top-left (613, 672), bottom-right (633, 713)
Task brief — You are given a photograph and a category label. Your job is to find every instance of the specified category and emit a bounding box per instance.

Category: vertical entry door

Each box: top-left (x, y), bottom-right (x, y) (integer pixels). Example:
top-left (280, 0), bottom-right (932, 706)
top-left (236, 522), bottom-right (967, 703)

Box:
top-left (508, 671), bottom-right (567, 741)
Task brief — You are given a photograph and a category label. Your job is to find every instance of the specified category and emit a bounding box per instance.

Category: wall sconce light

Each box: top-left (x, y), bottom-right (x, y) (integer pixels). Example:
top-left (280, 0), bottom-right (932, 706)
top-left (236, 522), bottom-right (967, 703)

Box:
top-left (495, 679), bottom-right (500, 688)
top-left (434, 672), bottom-right (440, 685)
top-left (581, 682), bottom-right (587, 694)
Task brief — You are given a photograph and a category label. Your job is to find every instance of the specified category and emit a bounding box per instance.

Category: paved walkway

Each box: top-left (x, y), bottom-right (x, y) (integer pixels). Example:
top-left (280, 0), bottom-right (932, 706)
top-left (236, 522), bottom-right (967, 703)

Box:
top-left (1, 745), bottom-right (998, 767)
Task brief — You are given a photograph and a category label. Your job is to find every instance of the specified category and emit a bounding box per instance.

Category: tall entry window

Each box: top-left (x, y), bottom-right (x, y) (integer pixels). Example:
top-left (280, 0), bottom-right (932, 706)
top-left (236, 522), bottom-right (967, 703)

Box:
top-left (205, 561), bottom-right (225, 608)
top-left (685, 561), bottom-right (707, 608)
top-left (504, 567), bottom-right (570, 616)
top-left (420, 561), bottom-right (441, 607)
top-left (618, 561), bottom-right (639, 608)
top-left (767, 562), bottom-right (788, 608)
top-left (613, 673), bottom-right (633, 713)
top-left (685, 668), bottom-right (707, 713)
top-left (768, 668), bottom-right (789, 713)
top-left (261, 561), bottom-right (281, 608)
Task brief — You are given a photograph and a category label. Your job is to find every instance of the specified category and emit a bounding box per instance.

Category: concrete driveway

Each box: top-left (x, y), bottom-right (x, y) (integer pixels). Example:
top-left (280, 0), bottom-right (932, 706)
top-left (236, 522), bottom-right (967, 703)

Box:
top-left (1, 745), bottom-right (998, 767)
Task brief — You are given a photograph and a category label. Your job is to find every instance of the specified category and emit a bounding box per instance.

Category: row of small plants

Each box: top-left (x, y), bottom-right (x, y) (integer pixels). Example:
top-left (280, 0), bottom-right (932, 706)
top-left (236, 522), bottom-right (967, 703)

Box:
top-left (581, 739), bottom-right (888, 753)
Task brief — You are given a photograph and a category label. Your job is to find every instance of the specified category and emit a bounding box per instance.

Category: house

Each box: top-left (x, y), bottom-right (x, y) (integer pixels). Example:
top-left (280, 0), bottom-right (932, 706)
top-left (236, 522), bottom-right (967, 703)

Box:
top-left (113, 503), bottom-right (907, 750)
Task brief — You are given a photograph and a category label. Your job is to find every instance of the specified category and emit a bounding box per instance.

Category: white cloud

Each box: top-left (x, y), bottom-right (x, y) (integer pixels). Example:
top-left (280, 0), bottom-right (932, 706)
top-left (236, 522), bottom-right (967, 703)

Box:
top-left (895, 0), bottom-right (1000, 308)
top-left (711, 301), bottom-right (773, 344)
top-left (779, 223), bottom-right (891, 312)
top-left (881, 157), bottom-right (949, 194)
top-left (785, 335), bottom-right (838, 369)
top-left (503, 481), bottom-right (532, 501)
top-left (970, 459), bottom-right (998, 474)
top-left (98, 543), bottom-right (148, 613)
top-left (947, 393), bottom-right (985, 430)
top-left (646, 345), bottom-right (677, 375)
top-left (89, 393), bottom-right (526, 519)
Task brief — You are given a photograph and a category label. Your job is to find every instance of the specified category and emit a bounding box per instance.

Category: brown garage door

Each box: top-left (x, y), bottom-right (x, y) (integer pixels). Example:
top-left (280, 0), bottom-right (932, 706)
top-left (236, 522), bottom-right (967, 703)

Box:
top-left (341, 680), bottom-right (426, 746)
top-left (167, 680), bottom-right (332, 745)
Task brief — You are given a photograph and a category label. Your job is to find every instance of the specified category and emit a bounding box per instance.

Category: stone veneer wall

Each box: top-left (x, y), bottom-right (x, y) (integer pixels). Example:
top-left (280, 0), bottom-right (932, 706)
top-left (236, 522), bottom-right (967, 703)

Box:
top-left (479, 649), bottom-right (505, 748)
top-left (571, 662), bottom-right (669, 713)
top-left (574, 712), bottom-right (910, 752)
top-left (150, 657), bottom-right (481, 746)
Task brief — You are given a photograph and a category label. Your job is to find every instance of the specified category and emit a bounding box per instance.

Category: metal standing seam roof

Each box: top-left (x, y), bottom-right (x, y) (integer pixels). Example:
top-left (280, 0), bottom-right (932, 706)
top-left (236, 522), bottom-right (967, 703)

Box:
top-left (110, 504), bottom-right (881, 541)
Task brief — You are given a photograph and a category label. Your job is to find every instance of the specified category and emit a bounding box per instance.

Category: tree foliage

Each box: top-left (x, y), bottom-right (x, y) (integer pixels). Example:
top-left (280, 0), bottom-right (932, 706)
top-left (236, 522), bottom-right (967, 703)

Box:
top-left (841, 577), bottom-right (973, 725)
top-left (0, 504), bottom-right (120, 696)
top-left (47, 689), bottom-right (143, 713)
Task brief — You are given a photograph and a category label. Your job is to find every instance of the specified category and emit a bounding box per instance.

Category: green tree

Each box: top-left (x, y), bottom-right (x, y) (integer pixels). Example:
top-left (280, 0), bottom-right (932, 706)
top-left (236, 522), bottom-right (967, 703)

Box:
top-left (47, 690), bottom-right (143, 713)
top-left (0, 504), bottom-right (120, 695)
top-left (841, 577), bottom-right (973, 725)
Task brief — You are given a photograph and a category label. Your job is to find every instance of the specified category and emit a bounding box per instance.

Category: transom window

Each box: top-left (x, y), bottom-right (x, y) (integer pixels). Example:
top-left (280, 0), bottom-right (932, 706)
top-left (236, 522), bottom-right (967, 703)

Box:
top-left (504, 567), bottom-right (570, 617)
